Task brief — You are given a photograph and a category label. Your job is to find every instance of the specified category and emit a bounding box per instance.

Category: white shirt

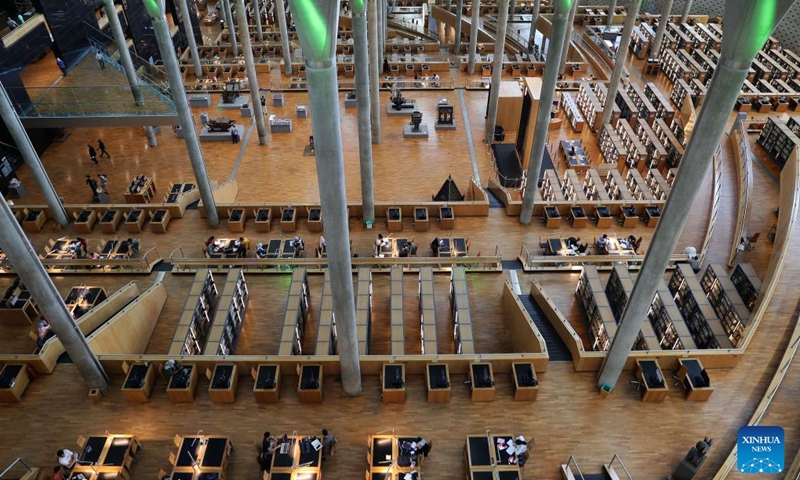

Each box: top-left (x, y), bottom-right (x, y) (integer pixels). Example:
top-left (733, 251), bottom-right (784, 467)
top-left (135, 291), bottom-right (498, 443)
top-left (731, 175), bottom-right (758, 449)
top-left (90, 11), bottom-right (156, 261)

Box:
top-left (59, 449), bottom-right (77, 467)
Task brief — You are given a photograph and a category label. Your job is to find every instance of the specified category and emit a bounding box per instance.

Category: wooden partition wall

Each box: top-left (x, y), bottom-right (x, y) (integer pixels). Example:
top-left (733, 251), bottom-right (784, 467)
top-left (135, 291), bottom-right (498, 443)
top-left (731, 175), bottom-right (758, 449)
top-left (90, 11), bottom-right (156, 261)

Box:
top-left (87, 282), bottom-right (168, 354)
top-left (728, 122), bottom-right (756, 267)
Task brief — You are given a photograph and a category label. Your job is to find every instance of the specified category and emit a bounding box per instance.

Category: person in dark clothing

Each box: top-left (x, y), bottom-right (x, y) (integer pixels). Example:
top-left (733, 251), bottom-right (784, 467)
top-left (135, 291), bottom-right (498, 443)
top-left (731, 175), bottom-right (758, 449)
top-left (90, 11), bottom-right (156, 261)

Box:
top-left (88, 145), bottom-right (99, 165)
top-left (98, 139), bottom-right (110, 158)
top-left (86, 175), bottom-right (99, 198)
top-left (260, 432), bottom-right (277, 472)
top-left (56, 57), bottom-right (67, 76)
top-left (383, 56), bottom-right (390, 74)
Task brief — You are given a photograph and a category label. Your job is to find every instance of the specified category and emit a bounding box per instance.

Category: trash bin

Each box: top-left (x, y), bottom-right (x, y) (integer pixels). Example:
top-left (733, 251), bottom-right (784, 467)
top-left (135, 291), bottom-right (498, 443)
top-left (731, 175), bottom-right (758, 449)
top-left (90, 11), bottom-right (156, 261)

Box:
top-left (493, 125), bottom-right (505, 142)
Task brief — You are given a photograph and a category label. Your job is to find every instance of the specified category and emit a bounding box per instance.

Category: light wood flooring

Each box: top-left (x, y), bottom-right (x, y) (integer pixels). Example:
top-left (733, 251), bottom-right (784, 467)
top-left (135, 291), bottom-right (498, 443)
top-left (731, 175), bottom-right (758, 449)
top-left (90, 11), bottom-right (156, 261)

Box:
top-left (1, 23), bottom-right (798, 480)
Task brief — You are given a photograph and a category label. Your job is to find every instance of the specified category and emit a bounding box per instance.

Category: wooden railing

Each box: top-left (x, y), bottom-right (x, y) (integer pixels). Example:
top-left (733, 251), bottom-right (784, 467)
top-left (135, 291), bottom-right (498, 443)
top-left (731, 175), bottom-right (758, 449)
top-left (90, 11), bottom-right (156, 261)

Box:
top-left (727, 122), bottom-right (755, 266)
top-left (518, 246), bottom-right (690, 272)
top-left (1, 247), bottom-right (163, 275)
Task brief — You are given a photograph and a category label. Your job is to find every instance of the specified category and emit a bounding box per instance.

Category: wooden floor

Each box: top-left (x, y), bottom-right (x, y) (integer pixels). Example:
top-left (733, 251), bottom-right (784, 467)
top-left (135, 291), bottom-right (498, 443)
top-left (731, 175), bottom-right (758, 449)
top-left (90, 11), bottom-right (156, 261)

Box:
top-left (1, 18), bottom-right (799, 480)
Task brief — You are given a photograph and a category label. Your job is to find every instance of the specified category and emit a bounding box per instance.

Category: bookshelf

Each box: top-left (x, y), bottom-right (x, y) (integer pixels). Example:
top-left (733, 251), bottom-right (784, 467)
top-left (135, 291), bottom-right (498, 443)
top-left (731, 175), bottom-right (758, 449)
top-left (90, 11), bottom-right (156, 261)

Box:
top-left (576, 83), bottom-right (604, 132)
top-left (598, 123), bottom-right (628, 166)
top-left (583, 170), bottom-right (611, 201)
top-left (204, 269), bottom-right (249, 355)
top-left (626, 169), bottom-right (656, 201)
top-left (646, 169), bottom-right (671, 200)
top-left (615, 90), bottom-right (640, 126)
top-left (560, 92), bottom-right (585, 133)
top-left (169, 270), bottom-right (218, 356)
top-left (757, 116), bottom-right (800, 167)
top-left (670, 79), bottom-right (692, 109)
top-left (419, 266), bottom-right (438, 355)
top-left (390, 267), bottom-right (405, 355)
top-left (615, 120), bottom-right (648, 174)
top-left (591, 83), bottom-right (621, 126)
top-left (699, 264), bottom-right (749, 347)
top-left (356, 267), bottom-right (373, 355)
top-left (604, 169), bottom-right (635, 202)
top-left (450, 266), bottom-right (475, 355)
top-left (649, 280), bottom-right (698, 350)
top-left (645, 83), bottom-right (676, 122)
top-left (575, 266), bottom-right (617, 351)
top-left (277, 268), bottom-right (310, 355)
top-left (667, 264), bottom-right (734, 349)
top-left (653, 118), bottom-right (685, 168)
top-left (626, 82), bottom-right (657, 126)
top-left (561, 169), bottom-right (587, 201)
top-left (634, 118), bottom-right (669, 172)
top-left (731, 263), bottom-right (762, 311)
top-left (541, 169), bottom-right (566, 201)
top-left (315, 271), bottom-right (337, 355)
top-left (605, 265), bottom-right (660, 350)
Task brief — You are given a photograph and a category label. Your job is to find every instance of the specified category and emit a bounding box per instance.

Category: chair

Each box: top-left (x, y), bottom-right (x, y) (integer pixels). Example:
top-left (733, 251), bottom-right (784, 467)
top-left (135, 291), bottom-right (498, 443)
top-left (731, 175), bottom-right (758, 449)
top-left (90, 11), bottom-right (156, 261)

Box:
top-left (76, 435), bottom-right (87, 449)
top-left (156, 469), bottom-right (167, 480)
top-left (174, 434), bottom-right (182, 448)
top-left (169, 451), bottom-right (177, 466)
top-left (745, 232), bottom-right (760, 250)
top-left (630, 380), bottom-right (643, 392)
top-left (634, 236), bottom-right (643, 253)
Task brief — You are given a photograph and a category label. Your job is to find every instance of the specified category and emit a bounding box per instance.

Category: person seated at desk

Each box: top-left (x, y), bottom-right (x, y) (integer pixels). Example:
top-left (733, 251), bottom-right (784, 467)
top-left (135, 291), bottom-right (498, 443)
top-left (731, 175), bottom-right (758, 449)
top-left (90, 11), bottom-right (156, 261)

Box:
top-left (399, 242), bottom-right (410, 257)
top-left (238, 236), bottom-right (250, 258)
top-left (71, 304), bottom-right (87, 319)
top-left (290, 236), bottom-right (305, 257)
top-left (56, 449), bottom-right (78, 472)
top-left (163, 359), bottom-right (183, 385)
top-left (206, 242), bottom-right (216, 256)
top-left (50, 465), bottom-right (65, 480)
top-left (126, 238), bottom-right (140, 256)
top-left (260, 431), bottom-right (278, 473)
top-left (375, 234), bottom-right (390, 256)
top-left (206, 236), bottom-right (216, 248)
top-left (256, 242), bottom-right (267, 258)
top-left (596, 234), bottom-right (609, 254)
top-left (408, 240), bottom-right (418, 256)
top-left (37, 318), bottom-right (55, 347)
top-left (414, 437), bottom-right (432, 458)
top-left (431, 236), bottom-right (442, 256)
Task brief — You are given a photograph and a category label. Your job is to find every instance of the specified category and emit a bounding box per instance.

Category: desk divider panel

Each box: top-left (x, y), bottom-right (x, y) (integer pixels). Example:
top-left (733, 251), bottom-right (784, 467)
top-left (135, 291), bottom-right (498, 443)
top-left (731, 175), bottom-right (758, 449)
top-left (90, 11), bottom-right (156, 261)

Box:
top-left (315, 271), bottom-right (337, 355)
top-left (451, 267), bottom-right (476, 354)
top-left (203, 269), bottom-right (249, 355)
top-left (390, 267), bottom-right (405, 355)
top-left (278, 269), bottom-right (310, 355)
top-left (419, 267), bottom-right (438, 355)
top-left (356, 268), bottom-right (373, 355)
top-left (168, 270), bottom-right (218, 356)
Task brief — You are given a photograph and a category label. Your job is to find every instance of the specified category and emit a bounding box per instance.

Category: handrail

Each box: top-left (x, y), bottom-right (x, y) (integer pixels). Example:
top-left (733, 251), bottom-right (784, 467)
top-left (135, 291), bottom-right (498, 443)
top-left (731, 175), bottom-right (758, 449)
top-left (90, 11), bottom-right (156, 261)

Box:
top-left (566, 455), bottom-right (587, 480)
top-left (700, 144), bottom-right (723, 261)
top-left (727, 122), bottom-right (754, 267)
top-left (608, 454), bottom-right (634, 480)
top-left (169, 245), bottom-right (185, 260)
top-left (0, 458), bottom-right (34, 478)
top-left (518, 252), bottom-right (691, 271)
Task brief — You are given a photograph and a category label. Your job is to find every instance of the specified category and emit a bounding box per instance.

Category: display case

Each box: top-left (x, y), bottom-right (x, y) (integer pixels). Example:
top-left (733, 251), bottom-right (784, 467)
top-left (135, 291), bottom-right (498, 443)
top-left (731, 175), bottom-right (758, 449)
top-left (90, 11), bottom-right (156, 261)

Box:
top-left (298, 364), bottom-right (323, 403)
top-left (280, 207), bottom-right (297, 232)
top-left (387, 207), bottom-right (403, 231)
top-left (511, 362), bottom-right (539, 401)
top-left (414, 207), bottom-right (429, 232)
top-left (426, 363), bottom-right (450, 403)
top-left (166, 364), bottom-right (198, 403)
top-left (121, 362), bottom-right (156, 403)
top-left (381, 364), bottom-right (406, 403)
top-left (0, 364), bottom-right (30, 403)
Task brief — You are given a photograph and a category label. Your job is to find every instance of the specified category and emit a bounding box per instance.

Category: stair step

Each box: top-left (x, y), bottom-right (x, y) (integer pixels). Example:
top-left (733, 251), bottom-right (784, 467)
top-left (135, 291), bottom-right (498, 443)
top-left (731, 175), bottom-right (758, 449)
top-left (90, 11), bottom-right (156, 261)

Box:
top-left (517, 294), bottom-right (572, 361)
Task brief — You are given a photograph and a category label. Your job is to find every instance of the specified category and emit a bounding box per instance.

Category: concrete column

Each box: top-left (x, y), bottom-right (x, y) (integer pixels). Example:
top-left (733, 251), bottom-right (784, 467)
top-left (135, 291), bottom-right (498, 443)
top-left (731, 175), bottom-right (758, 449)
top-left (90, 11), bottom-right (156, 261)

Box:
top-left (527, 0), bottom-right (541, 51)
top-left (276, 0), bottom-right (293, 75)
top-left (0, 84), bottom-right (68, 227)
top-left (519, 0), bottom-right (571, 225)
top-left (467, 0), bottom-right (481, 74)
top-left (599, 0), bottom-right (642, 129)
top-left (597, 0), bottom-right (797, 392)
top-left (454, 0), bottom-right (464, 54)
top-left (508, 0), bottom-right (515, 16)
top-left (605, 0), bottom-right (617, 25)
top-left (368, 0), bottom-right (381, 144)
top-left (0, 197), bottom-right (109, 390)
top-left (222, 0), bottom-right (239, 56)
top-left (680, 0), bottom-right (692, 24)
top-left (289, 0), bottom-right (362, 395)
top-left (149, 12), bottom-right (220, 227)
top-left (175, 0), bottom-right (203, 78)
top-left (144, 126), bottom-right (158, 147)
top-left (380, 0), bottom-right (387, 60)
top-left (253, 0), bottom-right (264, 41)
top-left (102, 0), bottom-right (145, 105)
top-left (558, 0), bottom-right (577, 75)
top-left (236, 0), bottom-right (269, 145)
top-left (352, 5), bottom-right (375, 225)
top-left (485, 0), bottom-right (509, 143)
top-left (650, 0), bottom-right (674, 59)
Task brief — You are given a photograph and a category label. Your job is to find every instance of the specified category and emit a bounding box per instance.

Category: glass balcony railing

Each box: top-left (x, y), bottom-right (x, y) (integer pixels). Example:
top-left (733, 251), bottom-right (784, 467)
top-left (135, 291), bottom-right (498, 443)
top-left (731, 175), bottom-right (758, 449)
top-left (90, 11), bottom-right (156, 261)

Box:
top-left (8, 86), bottom-right (177, 118)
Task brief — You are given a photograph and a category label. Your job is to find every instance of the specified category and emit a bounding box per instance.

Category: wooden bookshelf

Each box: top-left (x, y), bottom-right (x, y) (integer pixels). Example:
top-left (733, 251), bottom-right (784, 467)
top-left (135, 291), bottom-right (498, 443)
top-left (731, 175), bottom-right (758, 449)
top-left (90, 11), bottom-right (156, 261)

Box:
top-left (168, 270), bottom-right (218, 356)
top-left (390, 267), bottom-right (405, 355)
top-left (419, 267), bottom-right (438, 355)
top-left (451, 266), bottom-right (475, 355)
top-left (203, 269), bottom-right (248, 355)
top-left (277, 268), bottom-right (310, 355)
top-left (315, 271), bottom-right (336, 355)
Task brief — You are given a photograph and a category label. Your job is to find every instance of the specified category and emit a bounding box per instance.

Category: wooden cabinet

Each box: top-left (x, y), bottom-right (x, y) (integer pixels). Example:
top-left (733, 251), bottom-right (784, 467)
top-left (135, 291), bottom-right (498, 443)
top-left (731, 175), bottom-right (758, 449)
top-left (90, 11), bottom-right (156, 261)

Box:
top-left (469, 363), bottom-right (495, 402)
top-left (426, 363), bottom-right (450, 403)
top-left (166, 364), bottom-right (198, 403)
top-left (387, 207), bottom-right (402, 231)
top-left (298, 364), bottom-right (323, 403)
top-left (124, 208), bottom-right (146, 234)
top-left (440, 207), bottom-right (455, 229)
top-left (0, 364), bottom-right (30, 403)
top-left (254, 208), bottom-right (272, 232)
top-left (74, 209), bottom-right (97, 233)
top-left (512, 363), bottom-right (538, 401)
top-left (121, 363), bottom-right (156, 403)
top-left (381, 364), bottom-right (406, 403)
top-left (99, 209), bottom-right (123, 234)
top-left (252, 364), bottom-right (281, 403)
top-left (414, 207), bottom-right (429, 232)
top-left (280, 207), bottom-right (297, 233)
top-left (228, 208), bottom-right (246, 232)
top-left (208, 364), bottom-right (238, 403)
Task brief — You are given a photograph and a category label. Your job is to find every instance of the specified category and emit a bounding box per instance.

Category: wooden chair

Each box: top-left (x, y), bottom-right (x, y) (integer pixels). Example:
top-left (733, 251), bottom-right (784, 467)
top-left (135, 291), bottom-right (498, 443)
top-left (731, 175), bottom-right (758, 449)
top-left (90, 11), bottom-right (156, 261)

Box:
top-left (169, 451), bottom-right (177, 466)
top-left (634, 236), bottom-right (643, 253)
top-left (76, 435), bottom-right (87, 449)
top-left (746, 232), bottom-right (760, 250)
top-left (156, 469), bottom-right (167, 480)
top-left (174, 434), bottom-right (182, 448)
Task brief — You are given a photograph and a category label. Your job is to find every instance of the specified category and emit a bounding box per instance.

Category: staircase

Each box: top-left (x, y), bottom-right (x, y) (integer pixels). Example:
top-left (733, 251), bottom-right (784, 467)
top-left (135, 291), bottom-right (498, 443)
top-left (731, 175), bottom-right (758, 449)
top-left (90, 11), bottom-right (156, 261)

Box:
top-left (517, 294), bottom-right (572, 361)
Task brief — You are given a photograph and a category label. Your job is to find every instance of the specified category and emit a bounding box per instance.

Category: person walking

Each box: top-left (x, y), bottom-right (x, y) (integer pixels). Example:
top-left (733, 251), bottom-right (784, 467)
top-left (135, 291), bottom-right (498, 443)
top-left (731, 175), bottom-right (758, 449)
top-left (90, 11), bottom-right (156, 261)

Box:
top-left (95, 51), bottom-right (105, 69)
top-left (98, 139), bottom-right (110, 158)
top-left (98, 174), bottom-right (109, 194)
top-left (56, 58), bottom-right (67, 76)
top-left (88, 145), bottom-right (99, 165)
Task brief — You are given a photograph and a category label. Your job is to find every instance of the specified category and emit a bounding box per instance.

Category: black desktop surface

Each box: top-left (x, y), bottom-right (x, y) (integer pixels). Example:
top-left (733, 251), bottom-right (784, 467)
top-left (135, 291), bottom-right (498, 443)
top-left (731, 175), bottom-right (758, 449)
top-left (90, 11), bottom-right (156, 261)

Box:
top-left (102, 241), bottom-right (117, 254)
top-left (271, 473), bottom-right (292, 480)
top-left (167, 194), bottom-right (179, 203)
top-left (389, 209), bottom-right (401, 221)
top-left (640, 361), bottom-right (665, 388)
top-left (256, 365), bottom-right (277, 389)
top-left (97, 473), bottom-right (125, 480)
top-left (498, 471), bottom-right (521, 480)
top-left (169, 365), bottom-right (194, 389)
top-left (104, 437), bottom-right (131, 466)
top-left (170, 472), bottom-right (194, 480)
top-left (384, 365), bottom-right (404, 389)
top-left (267, 239), bottom-right (282, 256)
top-left (282, 209), bottom-right (295, 221)
top-left (441, 207), bottom-right (454, 218)
top-left (683, 360), bottom-right (709, 387)
top-left (257, 209), bottom-right (270, 221)
top-left (372, 474), bottom-right (386, 480)
top-left (453, 238), bottom-right (468, 255)
top-left (467, 437), bottom-right (491, 466)
top-left (572, 206), bottom-right (586, 217)
top-left (177, 438), bottom-right (201, 466)
top-left (646, 206), bottom-right (661, 217)
top-left (371, 437), bottom-right (393, 467)
top-left (428, 364), bottom-right (449, 389)
top-left (514, 363), bottom-right (537, 387)
top-left (153, 210), bottom-right (166, 222)
top-left (309, 209), bottom-right (321, 221)
top-left (128, 210), bottom-right (141, 222)
top-left (299, 438), bottom-right (321, 466)
top-left (597, 206), bottom-right (611, 217)
top-left (25, 210), bottom-right (40, 221)
top-left (545, 206), bottom-right (560, 217)
top-left (82, 436), bottom-right (107, 464)
top-left (0, 364), bottom-right (22, 388)
top-left (472, 364), bottom-right (493, 388)
top-left (171, 184), bottom-right (182, 193)
top-left (123, 364), bottom-right (149, 389)
top-left (202, 438), bottom-right (228, 467)
top-left (300, 365), bottom-right (321, 390)
top-left (230, 209), bottom-right (242, 221)
top-left (77, 210), bottom-right (91, 222)
top-left (211, 365), bottom-right (234, 389)
top-left (273, 439), bottom-right (296, 467)
top-left (547, 239), bottom-right (562, 255)
top-left (415, 208), bottom-right (427, 220)
top-left (472, 472), bottom-right (495, 480)
top-left (101, 210), bottom-right (117, 222)
top-left (494, 436), bottom-right (515, 464)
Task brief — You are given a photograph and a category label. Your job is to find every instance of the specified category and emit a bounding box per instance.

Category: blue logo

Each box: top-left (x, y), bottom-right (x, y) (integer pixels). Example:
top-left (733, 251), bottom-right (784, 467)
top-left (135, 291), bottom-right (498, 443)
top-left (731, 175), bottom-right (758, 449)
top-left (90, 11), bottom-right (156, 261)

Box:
top-left (738, 426), bottom-right (784, 474)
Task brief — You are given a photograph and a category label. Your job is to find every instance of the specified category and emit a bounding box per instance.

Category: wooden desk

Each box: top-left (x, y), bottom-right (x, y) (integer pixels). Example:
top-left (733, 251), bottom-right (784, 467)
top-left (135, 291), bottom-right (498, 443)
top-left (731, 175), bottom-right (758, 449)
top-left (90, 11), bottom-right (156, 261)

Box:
top-left (381, 364), bottom-right (406, 403)
top-left (124, 177), bottom-right (156, 203)
top-left (208, 364), bottom-right (238, 403)
top-left (544, 206), bottom-right (561, 228)
top-left (464, 434), bottom-right (524, 480)
top-left (121, 363), bottom-right (156, 403)
top-left (644, 206), bottom-right (661, 227)
top-left (367, 434), bottom-right (423, 480)
top-left (469, 363), bottom-right (495, 402)
top-left (677, 358), bottom-right (714, 401)
top-left (64, 286), bottom-right (107, 319)
top-left (74, 209), bottom-right (98, 234)
top-left (252, 364), bottom-right (281, 403)
top-left (0, 364), bottom-right (30, 403)
top-left (72, 434), bottom-right (140, 479)
top-left (124, 209), bottom-right (146, 234)
top-left (270, 435), bottom-right (322, 479)
top-left (22, 210), bottom-right (46, 233)
top-left (172, 435), bottom-right (233, 480)
top-left (636, 359), bottom-right (668, 402)
top-left (595, 206), bottom-right (613, 228)
top-left (298, 364), bottom-right (323, 403)
top-left (307, 207), bottom-right (323, 233)
top-left (149, 208), bottom-right (171, 233)
top-left (512, 362), bottom-right (539, 401)
top-left (99, 209), bottom-right (123, 234)
top-left (167, 364), bottom-right (199, 403)
top-left (280, 207), bottom-right (297, 233)
top-left (620, 208), bottom-right (639, 228)
top-left (440, 206), bottom-right (456, 229)
top-left (414, 207), bottom-right (429, 232)
top-left (426, 363), bottom-right (450, 402)
top-left (387, 207), bottom-right (403, 231)
top-left (254, 208), bottom-right (272, 232)
top-left (570, 206), bottom-right (588, 228)
top-left (228, 208), bottom-right (246, 233)
top-left (0, 285), bottom-right (39, 325)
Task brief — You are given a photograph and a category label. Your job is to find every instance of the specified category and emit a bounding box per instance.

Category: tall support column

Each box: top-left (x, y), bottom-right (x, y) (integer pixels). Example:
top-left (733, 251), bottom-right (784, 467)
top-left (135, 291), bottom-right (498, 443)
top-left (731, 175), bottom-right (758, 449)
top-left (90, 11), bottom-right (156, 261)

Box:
top-left (236, 0), bottom-right (269, 144)
top-left (0, 84), bottom-right (68, 227)
top-left (650, 0), bottom-right (674, 59)
top-left (290, 0), bottom-right (362, 396)
top-left (519, 0), bottom-right (572, 225)
top-left (276, 0), bottom-right (292, 75)
top-left (527, 0), bottom-right (541, 51)
top-left (175, 0), bottom-right (203, 78)
top-left (102, 0), bottom-right (145, 105)
top-left (599, 0), bottom-right (642, 129)
top-left (558, 0), bottom-right (577, 75)
top-left (485, 0), bottom-right (509, 143)
top-left (0, 197), bottom-right (109, 390)
top-left (680, 0), bottom-right (692, 23)
top-left (467, 0), bottom-right (481, 74)
top-left (380, 0), bottom-right (387, 61)
top-left (145, 2), bottom-right (219, 227)
top-left (352, 1), bottom-right (375, 225)
top-left (253, 0), bottom-right (264, 41)
top-left (605, 0), bottom-right (617, 25)
top-left (145, 126), bottom-right (158, 147)
top-left (454, 0), bottom-right (464, 54)
top-left (222, 0), bottom-right (239, 56)
top-left (508, 0), bottom-right (515, 16)
top-left (597, 0), bottom-right (797, 392)
top-left (368, 0), bottom-right (381, 144)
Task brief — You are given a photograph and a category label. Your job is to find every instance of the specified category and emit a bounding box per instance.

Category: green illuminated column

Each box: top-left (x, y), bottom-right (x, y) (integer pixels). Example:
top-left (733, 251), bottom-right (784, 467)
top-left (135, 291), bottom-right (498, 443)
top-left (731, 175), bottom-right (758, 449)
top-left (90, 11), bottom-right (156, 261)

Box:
top-left (454, 0), bottom-right (463, 54)
top-left (598, 0), bottom-right (797, 393)
top-left (680, 0), bottom-right (692, 24)
top-left (222, 0), bottom-right (239, 56)
top-left (368, 0), bottom-right (381, 144)
top-left (236, 0), bottom-right (268, 144)
top-left (175, 0), bottom-right (203, 77)
top-left (519, 0), bottom-right (572, 225)
top-left (599, 0), bottom-right (642, 129)
top-left (527, 0), bottom-right (541, 50)
top-left (288, 0), bottom-right (362, 395)
top-left (467, 0), bottom-right (481, 74)
top-left (558, 0), bottom-right (577, 75)
top-left (650, 0), bottom-right (674, 59)
top-left (144, 0), bottom-right (219, 227)
top-left (352, 0), bottom-right (375, 225)
top-left (485, 0), bottom-right (509, 143)
top-left (276, 0), bottom-right (293, 75)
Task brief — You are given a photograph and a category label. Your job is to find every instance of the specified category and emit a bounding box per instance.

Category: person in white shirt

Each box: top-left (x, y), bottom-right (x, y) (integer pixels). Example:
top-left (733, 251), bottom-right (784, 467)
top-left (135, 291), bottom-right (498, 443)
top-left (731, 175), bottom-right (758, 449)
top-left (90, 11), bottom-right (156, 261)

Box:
top-left (57, 449), bottom-right (78, 469)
